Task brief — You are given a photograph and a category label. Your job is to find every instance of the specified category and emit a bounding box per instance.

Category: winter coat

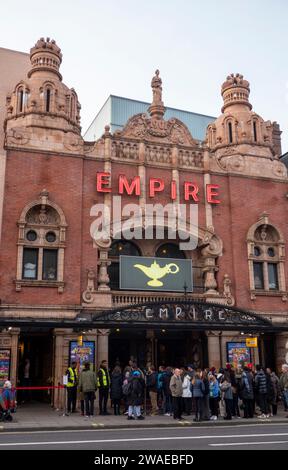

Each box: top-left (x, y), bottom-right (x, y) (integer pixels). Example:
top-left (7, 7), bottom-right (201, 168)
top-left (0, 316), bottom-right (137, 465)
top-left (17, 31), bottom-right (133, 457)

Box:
top-left (191, 379), bottom-right (205, 398)
top-left (209, 380), bottom-right (220, 398)
top-left (147, 372), bottom-right (158, 393)
top-left (220, 381), bottom-right (233, 400)
top-left (240, 371), bottom-right (254, 400)
top-left (110, 372), bottom-right (123, 400)
top-left (269, 373), bottom-right (281, 405)
top-left (79, 369), bottom-right (97, 393)
top-left (280, 371), bottom-right (288, 391)
top-left (157, 372), bottom-right (164, 391)
top-left (182, 375), bottom-right (192, 398)
top-left (162, 371), bottom-right (173, 396)
top-left (255, 370), bottom-right (267, 395)
top-left (127, 376), bottom-right (144, 406)
top-left (169, 375), bottom-right (183, 397)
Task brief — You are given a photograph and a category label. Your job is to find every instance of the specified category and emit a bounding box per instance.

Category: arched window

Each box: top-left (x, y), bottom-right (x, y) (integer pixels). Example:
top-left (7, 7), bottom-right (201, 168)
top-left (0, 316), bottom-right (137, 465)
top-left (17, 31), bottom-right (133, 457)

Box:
top-left (253, 120), bottom-right (257, 142)
top-left (18, 88), bottom-right (24, 113)
top-left (16, 192), bottom-right (67, 293)
top-left (247, 220), bottom-right (286, 298)
top-left (45, 88), bottom-right (51, 112)
top-left (156, 243), bottom-right (186, 259)
top-left (228, 122), bottom-right (233, 143)
top-left (108, 240), bottom-right (141, 290)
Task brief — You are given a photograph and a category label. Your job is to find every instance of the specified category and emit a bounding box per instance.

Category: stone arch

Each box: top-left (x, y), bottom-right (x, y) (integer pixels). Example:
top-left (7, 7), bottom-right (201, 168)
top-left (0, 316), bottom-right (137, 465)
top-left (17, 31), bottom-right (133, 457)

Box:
top-left (90, 217), bottom-right (223, 295)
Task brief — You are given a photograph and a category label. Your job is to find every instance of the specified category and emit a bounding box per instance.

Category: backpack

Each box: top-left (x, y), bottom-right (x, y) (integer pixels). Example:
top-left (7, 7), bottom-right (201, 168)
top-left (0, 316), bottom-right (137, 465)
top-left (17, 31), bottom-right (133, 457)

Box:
top-left (122, 381), bottom-right (132, 396)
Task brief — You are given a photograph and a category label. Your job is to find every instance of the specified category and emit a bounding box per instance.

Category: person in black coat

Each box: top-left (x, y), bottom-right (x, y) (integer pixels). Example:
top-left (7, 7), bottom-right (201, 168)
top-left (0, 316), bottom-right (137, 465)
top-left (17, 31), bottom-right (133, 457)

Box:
top-left (162, 367), bottom-right (173, 416)
top-left (241, 367), bottom-right (254, 418)
top-left (126, 371), bottom-right (145, 420)
top-left (110, 366), bottom-right (123, 415)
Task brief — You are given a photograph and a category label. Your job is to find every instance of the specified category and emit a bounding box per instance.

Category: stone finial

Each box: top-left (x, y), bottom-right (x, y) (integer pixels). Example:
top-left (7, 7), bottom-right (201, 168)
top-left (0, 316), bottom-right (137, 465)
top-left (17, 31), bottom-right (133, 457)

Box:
top-left (221, 73), bottom-right (252, 113)
top-left (28, 37), bottom-right (63, 79)
top-left (104, 125), bottom-right (111, 137)
top-left (148, 69), bottom-right (165, 119)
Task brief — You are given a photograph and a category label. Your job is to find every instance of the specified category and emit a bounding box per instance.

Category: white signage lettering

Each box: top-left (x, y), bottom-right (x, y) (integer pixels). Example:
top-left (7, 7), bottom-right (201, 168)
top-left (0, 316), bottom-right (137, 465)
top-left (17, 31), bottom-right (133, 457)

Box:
top-left (218, 310), bottom-right (225, 320)
top-left (159, 308), bottom-right (168, 319)
top-left (204, 309), bottom-right (213, 320)
top-left (145, 309), bottom-right (154, 319)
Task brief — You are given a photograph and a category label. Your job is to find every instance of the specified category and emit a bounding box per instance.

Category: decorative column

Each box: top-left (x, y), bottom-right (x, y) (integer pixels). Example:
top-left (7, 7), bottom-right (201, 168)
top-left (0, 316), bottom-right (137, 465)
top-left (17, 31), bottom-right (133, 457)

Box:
top-left (53, 329), bottom-right (66, 409)
top-left (97, 329), bottom-right (110, 366)
top-left (82, 237), bottom-right (112, 308)
top-left (10, 328), bottom-right (20, 386)
top-left (206, 331), bottom-right (222, 369)
top-left (98, 249), bottom-right (111, 291)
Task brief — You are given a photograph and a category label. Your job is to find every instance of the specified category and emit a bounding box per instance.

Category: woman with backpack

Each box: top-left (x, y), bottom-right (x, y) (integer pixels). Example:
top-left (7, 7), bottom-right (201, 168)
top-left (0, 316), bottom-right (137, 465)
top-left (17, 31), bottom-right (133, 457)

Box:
top-left (125, 370), bottom-right (145, 420)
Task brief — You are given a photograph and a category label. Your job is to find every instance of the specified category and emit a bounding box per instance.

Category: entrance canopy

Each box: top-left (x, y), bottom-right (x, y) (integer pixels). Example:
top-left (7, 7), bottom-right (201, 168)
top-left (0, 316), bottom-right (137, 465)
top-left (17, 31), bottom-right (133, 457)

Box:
top-left (0, 300), bottom-right (281, 332)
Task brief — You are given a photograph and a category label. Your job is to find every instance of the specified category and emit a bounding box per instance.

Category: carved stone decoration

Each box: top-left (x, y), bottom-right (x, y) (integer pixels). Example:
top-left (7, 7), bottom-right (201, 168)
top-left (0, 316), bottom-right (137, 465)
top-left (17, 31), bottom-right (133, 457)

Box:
top-left (200, 234), bottom-right (223, 295)
top-left (97, 257), bottom-right (111, 292)
top-left (6, 127), bottom-right (30, 146)
top-left (63, 132), bottom-right (83, 152)
top-left (222, 274), bottom-right (235, 306)
top-left (97, 329), bottom-right (110, 336)
top-left (216, 153), bottom-right (245, 172)
top-left (82, 269), bottom-right (97, 304)
top-left (272, 160), bottom-right (287, 178)
top-left (201, 234), bottom-right (223, 258)
top-left (93, 237), bottom-right (112, 250)
top-left (117, 113), bottom-right (197, 146)
top-left (26, 205), bottom-right (60, 225)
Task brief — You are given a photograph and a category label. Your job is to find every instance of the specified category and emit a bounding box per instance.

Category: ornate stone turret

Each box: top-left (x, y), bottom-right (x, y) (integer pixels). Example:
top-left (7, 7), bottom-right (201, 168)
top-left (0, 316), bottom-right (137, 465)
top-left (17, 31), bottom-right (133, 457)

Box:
top-left (206, 73), bottom-right (286, 179)
top-left (5, 38), bottom-right (83, 154)
top-left (221, 73), bottom-right (252, 113)
top-left (28, 37), bottom-right (63, 80)
top-left (148, 70), bottom-right (165, 119)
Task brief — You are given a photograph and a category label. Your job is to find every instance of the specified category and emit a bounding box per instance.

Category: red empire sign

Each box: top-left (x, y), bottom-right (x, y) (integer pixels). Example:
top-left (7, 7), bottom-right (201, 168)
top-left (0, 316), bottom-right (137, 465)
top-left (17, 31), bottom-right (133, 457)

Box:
top-left (96, 173), bottom-right (220, 204)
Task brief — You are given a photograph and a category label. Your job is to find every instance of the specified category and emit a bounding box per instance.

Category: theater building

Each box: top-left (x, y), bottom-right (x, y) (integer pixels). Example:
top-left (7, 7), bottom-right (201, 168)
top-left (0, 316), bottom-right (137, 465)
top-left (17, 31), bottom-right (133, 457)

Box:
top-left (0, 38), bottom-right (288, 403)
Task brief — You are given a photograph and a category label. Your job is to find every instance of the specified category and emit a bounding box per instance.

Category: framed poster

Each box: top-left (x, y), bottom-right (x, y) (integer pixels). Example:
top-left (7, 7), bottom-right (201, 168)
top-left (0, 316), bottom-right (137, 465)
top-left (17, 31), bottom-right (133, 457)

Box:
top-left (0, 349), bottom-right (11, 386)
top-left (69, 341), bottom-right (95, 371)
top-left (226, 342), bottom-right (251, 369)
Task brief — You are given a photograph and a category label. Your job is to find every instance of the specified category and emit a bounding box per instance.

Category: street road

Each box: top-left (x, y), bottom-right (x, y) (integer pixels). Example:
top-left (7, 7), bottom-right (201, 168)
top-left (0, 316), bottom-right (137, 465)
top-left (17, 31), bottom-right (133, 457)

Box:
top-left (0, 423), bottom-right (287, 450)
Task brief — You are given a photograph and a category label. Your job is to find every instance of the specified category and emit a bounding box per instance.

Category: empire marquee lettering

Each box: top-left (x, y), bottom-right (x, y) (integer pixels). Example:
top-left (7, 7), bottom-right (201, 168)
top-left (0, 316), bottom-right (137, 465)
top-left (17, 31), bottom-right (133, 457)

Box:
top-left (96, 172), bottom-right (220, 204)
top-left (143, 307), bottom-right (227, 321)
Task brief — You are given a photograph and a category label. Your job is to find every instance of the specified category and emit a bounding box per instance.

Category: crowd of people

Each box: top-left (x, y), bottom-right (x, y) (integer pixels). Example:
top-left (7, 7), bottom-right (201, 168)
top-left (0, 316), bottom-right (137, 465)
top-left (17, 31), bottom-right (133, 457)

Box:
top-left (65, 360), bottom-right (288, 421)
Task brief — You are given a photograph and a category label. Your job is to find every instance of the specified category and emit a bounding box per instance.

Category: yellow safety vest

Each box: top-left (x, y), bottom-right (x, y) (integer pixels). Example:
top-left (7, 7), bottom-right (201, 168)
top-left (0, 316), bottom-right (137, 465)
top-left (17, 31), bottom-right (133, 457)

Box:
top-left (97, 368), bottom-right (110, 387)
top-left (67, 367), bottom-right (78, 387)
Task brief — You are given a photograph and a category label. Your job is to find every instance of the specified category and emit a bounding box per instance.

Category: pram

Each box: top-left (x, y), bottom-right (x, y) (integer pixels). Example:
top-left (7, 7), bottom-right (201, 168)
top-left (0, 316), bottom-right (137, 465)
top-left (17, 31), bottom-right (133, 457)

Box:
top-left (0, 384), bottom-right (16, 422)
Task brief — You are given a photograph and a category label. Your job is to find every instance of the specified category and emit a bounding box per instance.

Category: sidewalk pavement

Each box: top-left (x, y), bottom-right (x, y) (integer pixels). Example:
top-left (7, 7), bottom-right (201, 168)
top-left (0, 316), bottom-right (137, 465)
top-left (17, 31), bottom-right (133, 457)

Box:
top-left (1, 404), bottom-right (288, 432)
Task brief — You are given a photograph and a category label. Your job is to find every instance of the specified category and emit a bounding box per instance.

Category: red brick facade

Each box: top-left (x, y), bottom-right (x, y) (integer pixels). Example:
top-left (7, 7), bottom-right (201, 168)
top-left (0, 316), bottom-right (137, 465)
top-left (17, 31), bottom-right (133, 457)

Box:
top-left (0, 40), bottom-right (287, 389)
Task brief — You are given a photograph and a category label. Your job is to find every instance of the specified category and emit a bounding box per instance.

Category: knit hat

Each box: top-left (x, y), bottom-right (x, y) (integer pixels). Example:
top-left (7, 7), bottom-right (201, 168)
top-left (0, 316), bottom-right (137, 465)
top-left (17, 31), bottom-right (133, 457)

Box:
top-left (132, 370), bottom-right (140, 377)
top-left (4, 380), bottom-right (12, 389)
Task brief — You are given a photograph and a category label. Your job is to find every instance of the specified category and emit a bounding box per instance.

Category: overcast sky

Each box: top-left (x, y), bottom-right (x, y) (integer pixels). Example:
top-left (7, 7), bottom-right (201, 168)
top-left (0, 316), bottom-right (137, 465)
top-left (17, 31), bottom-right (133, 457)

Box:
top-left (1, 0), bottom-right (288, 151)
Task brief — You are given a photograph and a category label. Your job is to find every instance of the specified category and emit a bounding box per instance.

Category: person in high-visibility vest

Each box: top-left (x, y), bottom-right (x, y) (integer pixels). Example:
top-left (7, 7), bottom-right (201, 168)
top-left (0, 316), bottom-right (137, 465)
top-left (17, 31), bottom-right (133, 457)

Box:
top-left (97, 360), bottom-right (111, 415)
top-left (66, 361), bottom-right (78, 413)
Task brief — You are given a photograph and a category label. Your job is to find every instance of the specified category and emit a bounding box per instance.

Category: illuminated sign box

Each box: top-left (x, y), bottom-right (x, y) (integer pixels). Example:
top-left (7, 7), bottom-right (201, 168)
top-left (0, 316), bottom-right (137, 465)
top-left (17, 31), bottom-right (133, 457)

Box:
top-left (246, 337), bottom-right (258, 348)
top-left (120, 255), bottom-right (193, 292)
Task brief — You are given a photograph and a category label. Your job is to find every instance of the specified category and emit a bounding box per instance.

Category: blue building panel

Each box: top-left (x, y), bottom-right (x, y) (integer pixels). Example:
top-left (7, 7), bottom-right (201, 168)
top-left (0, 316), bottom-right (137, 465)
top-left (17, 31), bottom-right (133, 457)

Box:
top-left (84, 95), bottom-right (216, 142)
